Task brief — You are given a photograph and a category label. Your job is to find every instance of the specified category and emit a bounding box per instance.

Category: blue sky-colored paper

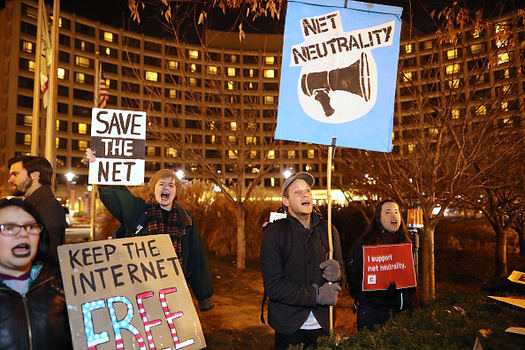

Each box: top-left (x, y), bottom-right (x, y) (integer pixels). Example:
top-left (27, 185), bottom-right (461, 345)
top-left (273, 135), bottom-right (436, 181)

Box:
top-left (275, 0), bottom-right (402, 152)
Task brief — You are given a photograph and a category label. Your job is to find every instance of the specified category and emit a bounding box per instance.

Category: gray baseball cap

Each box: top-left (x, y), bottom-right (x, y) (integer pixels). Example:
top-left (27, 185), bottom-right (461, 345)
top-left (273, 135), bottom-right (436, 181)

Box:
top-left (282, 172), bottom-right (315, 196)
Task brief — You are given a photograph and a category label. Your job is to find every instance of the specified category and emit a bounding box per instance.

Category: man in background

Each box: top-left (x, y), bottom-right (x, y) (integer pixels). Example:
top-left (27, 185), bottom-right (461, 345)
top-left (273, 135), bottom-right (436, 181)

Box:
top-left (8, 156), bottom-right (65, 261)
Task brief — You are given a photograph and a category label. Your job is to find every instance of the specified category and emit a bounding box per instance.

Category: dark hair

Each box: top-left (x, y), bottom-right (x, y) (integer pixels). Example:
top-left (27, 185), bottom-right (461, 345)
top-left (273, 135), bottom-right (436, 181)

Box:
top-left (359, 199), bottom-right (409, 245)
top-left (8, 156), bottom-right (53, 186)
top-left (0, 198), bottom-right (50, 260)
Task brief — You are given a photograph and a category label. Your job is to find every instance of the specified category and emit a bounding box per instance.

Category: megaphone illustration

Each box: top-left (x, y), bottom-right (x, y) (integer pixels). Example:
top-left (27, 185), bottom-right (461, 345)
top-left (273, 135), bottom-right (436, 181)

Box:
top-left (300, 52), bottom-right (371, 117)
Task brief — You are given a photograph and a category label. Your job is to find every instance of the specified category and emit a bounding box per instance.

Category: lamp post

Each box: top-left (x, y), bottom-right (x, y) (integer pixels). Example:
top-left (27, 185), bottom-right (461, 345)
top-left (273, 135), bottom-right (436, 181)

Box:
top-left (65, 172), bottom-right (76, 212)
top-left (407, 207), bottom-right (423, 280)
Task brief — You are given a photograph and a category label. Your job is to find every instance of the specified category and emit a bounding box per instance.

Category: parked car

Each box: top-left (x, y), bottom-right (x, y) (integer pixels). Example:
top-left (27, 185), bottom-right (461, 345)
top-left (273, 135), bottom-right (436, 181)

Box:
top-left (63, 206), bottom-right (74, 227)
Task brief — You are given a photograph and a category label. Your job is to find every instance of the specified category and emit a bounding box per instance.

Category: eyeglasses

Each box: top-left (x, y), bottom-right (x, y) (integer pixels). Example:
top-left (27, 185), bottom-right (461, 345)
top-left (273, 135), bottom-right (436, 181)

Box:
top-left (0, 223), bottom-right (43, 236)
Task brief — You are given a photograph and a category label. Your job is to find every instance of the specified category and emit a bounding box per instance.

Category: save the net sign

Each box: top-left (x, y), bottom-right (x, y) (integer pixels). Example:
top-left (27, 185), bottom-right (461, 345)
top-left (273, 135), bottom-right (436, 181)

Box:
top-left (89, 108), bottom-right (146, 185)
top-left (58, 235), bottom-right (205, 350)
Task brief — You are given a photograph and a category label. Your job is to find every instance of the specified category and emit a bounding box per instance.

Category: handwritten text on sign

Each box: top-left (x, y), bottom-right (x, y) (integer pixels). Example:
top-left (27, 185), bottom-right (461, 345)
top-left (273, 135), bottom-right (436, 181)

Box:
top-left (58, 235), bottom-right (205, 350)
top-left (89, 108), bottom-right (146, 185)
top-left (362, 243), bottom-right (416, 291)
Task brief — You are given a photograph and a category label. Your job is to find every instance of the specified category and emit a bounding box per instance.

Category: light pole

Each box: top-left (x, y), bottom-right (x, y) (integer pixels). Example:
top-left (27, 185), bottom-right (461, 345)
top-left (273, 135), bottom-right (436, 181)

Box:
top-left (407, 207), bottom-right (423, 280)
top-left (65, 172), bottom-right (76, 212)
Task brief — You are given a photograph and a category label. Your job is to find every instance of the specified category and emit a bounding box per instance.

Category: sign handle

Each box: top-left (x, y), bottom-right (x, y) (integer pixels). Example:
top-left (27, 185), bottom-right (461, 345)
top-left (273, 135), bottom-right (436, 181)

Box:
top-left (327, 138), bottom-right (336, 334)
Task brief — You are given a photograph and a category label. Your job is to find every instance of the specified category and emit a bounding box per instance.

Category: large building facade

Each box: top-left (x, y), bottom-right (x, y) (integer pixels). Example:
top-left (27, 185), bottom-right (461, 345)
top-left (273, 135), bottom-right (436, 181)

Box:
top-left (1, 0), bottom-right (523, 209)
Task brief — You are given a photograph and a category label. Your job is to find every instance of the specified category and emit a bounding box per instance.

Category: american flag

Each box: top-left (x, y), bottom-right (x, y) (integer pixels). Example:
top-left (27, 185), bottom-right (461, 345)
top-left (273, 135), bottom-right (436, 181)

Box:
top-left (97, 73), bottom-right (109, 108)
top-left (39, 2), bottom-right (52, 109)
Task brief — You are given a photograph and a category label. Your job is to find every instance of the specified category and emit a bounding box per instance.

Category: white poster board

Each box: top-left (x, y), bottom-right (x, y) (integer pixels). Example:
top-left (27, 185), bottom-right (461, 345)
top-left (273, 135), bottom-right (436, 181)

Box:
top-left (89, 108), bottom-right (146, 185)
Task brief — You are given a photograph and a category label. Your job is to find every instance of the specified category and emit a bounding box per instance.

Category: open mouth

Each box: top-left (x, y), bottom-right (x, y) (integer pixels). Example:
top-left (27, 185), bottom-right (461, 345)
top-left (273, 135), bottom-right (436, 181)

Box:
top-left (160, 192), bottom-right (171, 201)
top-left (12, 243), bottom-right (31, 258)
top-left (301, 200), bottom-right (311, 206)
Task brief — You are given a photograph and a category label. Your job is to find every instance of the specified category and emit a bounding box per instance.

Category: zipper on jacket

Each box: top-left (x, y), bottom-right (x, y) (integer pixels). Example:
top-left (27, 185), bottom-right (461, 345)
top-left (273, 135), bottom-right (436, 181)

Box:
top-left (22, 296), bottom-right (33, 350)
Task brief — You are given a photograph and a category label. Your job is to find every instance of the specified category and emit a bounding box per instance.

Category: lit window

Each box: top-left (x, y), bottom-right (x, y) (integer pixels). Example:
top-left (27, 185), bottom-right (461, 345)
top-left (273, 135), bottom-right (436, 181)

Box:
top-left (188, 50), bottom-right (199, 59)
top-left (57, 68), bottom-right (65, 79)
top-left (249, 151), bottom-right (257, 159)
top-left (246, 136), bottom-right (256, 145)
top-left (503, 84), bottom-right (510, 93)
top-left (498, 52), bottom-right (510, 64)
top-left (287, 150), bottom-right (295, 159)
top-left (228, 136), bottom-right (236, 143)
top-left (209, 135), bottom-right (216, 144)
top-left (189, 63), bottom-right (197, 73)
top-left (78, 140), bottom-right (88, 151)
top-left (264, 69), bottom-right (275, 78)
top-left (230, 122), bottom-right (237, 131)
top-left (78, 123), bottom-right (87, 134)
top-left (446, 64), bottom-right (460, 74)
top-left (227, 67), bottom-right (236, 77)
top-left (265, 56), bottom-right (275, 65)
top-left (169, 89), bottom-right (177, 98)
top-left (166, 148), bottom-right (177, 157)
top-left (189, 77), bottom-right (198, 86)
top-left (448, 79), bottom-right (460, 88)
top-left (307, 149), bottom-right (315, 159)
top-left (447, 49), bottom-right (457, 59)
top-left (75, 56), bottom-right (90, 68)
top-left (267, 150), bottom-right (275, 159)
top-left (476, 105), bottom-right (486, 115)
top-left (403, 71), bottom-right (412, 81)
top-left (424, 41), bottom-right (432, 50)
top-left (264, 96), bottom-right (275, 104)
top-left (230, 54), bottom-right (237, 63)
top-left (471, 43), bottom-right (482, 54)
top-left (501, 101), bottom-right (508, 111)
top-left (168, 60), bottom-right (179, 70)
top-left (452, 109), bottom-right (460, 119)
top-left (146, 146), bottom-right (157, 156)
top-left (248, 69), bottom-right (255, 77)
top-left (22, 115), bottom-right (33, 126)
top-left (408, 144), bottom-right (415, 153)
top-left (503, 69), bottom-right (510, 78)
top-left (28, 60), bottom-right (35, 72)
top-left (105, 47), bottom-right (111, 56)
top-left (103, 31), bottom-right (114, 42)
top-left (207, 66), bottom-right (217, 74)
top-left (227, 81), bottom-right (234, 90)
top-left (228, 150), bottom-right (237, 159)
top-left (22, 41), bottom-right (33, 53)
top-left (80, 40), bottom-right (86, 50)
top-left (23, 134), bottom-right (31, 146)
top-left (405, 44), bottom-right (412, 53)
top-left (75, 72), bottom-right (85, 83)
top-left (145, 71), bottom-right (158, 82)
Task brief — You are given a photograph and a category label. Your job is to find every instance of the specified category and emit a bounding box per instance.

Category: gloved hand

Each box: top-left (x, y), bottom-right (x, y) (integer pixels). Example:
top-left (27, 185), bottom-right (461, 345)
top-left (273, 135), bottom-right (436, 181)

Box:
top-left (374, 282), bottom-right (397, 297)
top-left (316, 283), bottom-right (341, 306)
top-left (319, 259), bottom-right (341, 282)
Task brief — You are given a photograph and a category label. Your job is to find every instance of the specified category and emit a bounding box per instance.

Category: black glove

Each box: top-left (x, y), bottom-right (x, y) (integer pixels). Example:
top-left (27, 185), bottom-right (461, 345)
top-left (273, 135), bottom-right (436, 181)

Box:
top-left (316, 283), bottom-right (341, 306)
top-left (374, 282), bottom-right (397, 297)
top-left (319, 259), bottom-right (341, 282)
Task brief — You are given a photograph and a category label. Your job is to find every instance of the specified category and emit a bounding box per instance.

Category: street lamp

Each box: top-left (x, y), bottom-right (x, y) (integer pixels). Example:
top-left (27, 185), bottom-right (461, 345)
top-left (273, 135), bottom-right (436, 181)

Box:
top-left (407, 207), bottom-right (423, 280)
top-left (65, 172), bottom-right (76, 211)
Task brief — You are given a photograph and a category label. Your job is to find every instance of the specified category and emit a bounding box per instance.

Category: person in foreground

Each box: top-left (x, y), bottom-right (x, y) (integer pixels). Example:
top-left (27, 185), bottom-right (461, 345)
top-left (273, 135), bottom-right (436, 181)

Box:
top-left (84, 148), bottom-right (214, 312)
top-left (347, 199), bottom-right (419, 331)
top-left (260, 172), bottom-right (343, 350)
top-left (8, 156), bottom-right (66, 261)
top-left (0, 198), bottom-right (72, 350)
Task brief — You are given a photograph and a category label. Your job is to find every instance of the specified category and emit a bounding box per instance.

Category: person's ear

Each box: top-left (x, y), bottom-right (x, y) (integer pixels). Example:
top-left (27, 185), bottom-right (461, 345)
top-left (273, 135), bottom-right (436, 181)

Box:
top-left (282, 196), bottom-right (290, 207)
top-left (30, 171), bottom-right (40, 180)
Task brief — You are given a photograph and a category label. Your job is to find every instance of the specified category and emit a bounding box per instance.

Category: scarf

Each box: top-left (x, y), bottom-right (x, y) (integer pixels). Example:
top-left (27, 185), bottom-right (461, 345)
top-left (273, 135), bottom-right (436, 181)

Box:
top-left (145, 195), bottom-right (184, 266)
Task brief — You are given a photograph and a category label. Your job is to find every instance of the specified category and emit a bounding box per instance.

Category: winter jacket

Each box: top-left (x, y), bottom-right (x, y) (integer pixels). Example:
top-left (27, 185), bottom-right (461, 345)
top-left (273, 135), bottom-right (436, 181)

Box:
top-left (99, 186), bottom-right (214, 311)
top-left (25, 185), bottom-right (66, 261)
top-left (0, 263), bottom-right (73, 350)
top-left (348, 241), bottom-right (415, 312)
top-left (260, 212), bottom-right (343, 334)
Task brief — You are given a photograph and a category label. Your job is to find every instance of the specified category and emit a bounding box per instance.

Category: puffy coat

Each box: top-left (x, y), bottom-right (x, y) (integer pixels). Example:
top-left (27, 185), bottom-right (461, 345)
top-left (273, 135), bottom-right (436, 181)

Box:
top-left (0, 263), bottom-right (73, 350)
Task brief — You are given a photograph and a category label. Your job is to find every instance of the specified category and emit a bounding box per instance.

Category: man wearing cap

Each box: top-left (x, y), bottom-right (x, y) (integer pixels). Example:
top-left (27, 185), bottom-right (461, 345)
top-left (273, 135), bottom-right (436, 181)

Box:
top-left (260, 172), bottom-right (343, 350)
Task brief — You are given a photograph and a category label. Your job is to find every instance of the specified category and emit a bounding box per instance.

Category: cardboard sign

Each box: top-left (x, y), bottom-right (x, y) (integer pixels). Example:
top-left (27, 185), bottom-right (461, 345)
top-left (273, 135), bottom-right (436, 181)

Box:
top-left (58, 235), bottom-right (206, 350)
top-left (89, 108), bottom-right (146, 185)
top-left (362, 243), bottom-right (416, 291)
top-left (276, 0), bottom-right (403, 152)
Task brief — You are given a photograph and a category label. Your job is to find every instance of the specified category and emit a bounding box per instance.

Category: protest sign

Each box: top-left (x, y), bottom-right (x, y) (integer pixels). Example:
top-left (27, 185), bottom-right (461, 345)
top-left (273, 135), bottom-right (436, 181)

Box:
top-left (276, 0), bottom-right (402, 152)
top-left (362, 243), bottom-right (416, 291)
top-left (89, 108), bottom-right (146, 185)
top-left (58, 235), bottom-right (205, 350)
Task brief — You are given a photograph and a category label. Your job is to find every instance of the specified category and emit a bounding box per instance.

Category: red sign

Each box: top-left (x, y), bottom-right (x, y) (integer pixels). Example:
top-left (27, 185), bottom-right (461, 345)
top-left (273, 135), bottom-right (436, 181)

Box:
top-left (362, 244), bottom-right (416, 291)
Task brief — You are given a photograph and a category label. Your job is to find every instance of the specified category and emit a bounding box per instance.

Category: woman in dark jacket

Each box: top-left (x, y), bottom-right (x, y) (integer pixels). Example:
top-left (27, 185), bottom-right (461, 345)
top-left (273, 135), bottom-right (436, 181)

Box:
top-left (85, 147), bottom-right (215, 312)
top-left (347, 199), bottom-right (419, 331)
top-left (0, 198), bottom-right (72, 350)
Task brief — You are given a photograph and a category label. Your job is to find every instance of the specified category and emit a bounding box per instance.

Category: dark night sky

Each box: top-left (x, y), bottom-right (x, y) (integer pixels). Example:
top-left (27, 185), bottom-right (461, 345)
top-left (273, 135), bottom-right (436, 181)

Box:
top-left (9, 0), bottom-right (525, 37)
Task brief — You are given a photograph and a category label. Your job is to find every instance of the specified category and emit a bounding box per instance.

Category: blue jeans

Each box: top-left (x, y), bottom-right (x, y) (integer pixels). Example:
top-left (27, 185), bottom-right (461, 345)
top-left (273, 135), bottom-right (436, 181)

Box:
top-left (356, 304), bottom-right (392, 331)
top-left (275, 328), bottom-right (329, 350)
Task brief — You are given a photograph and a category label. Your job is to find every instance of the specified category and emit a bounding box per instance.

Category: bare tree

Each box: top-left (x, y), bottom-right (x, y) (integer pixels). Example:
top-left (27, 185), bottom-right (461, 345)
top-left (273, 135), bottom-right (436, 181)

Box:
top-left (335, 4), bottom-right (525, 302)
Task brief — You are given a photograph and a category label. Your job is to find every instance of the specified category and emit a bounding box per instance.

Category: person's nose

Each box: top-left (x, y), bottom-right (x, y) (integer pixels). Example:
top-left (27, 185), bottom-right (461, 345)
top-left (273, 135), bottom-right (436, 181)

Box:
top-left (16, 226), bottom-right (30, 238)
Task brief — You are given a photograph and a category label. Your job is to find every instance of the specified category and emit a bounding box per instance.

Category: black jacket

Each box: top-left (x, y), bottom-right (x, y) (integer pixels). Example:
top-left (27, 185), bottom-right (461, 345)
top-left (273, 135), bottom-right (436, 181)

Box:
top-left (0, 263), bottom-right (73, 350)
top-left (260, 213), bottom-right (343, 334)
top-left (25, 185), bottom-right (66, 261)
